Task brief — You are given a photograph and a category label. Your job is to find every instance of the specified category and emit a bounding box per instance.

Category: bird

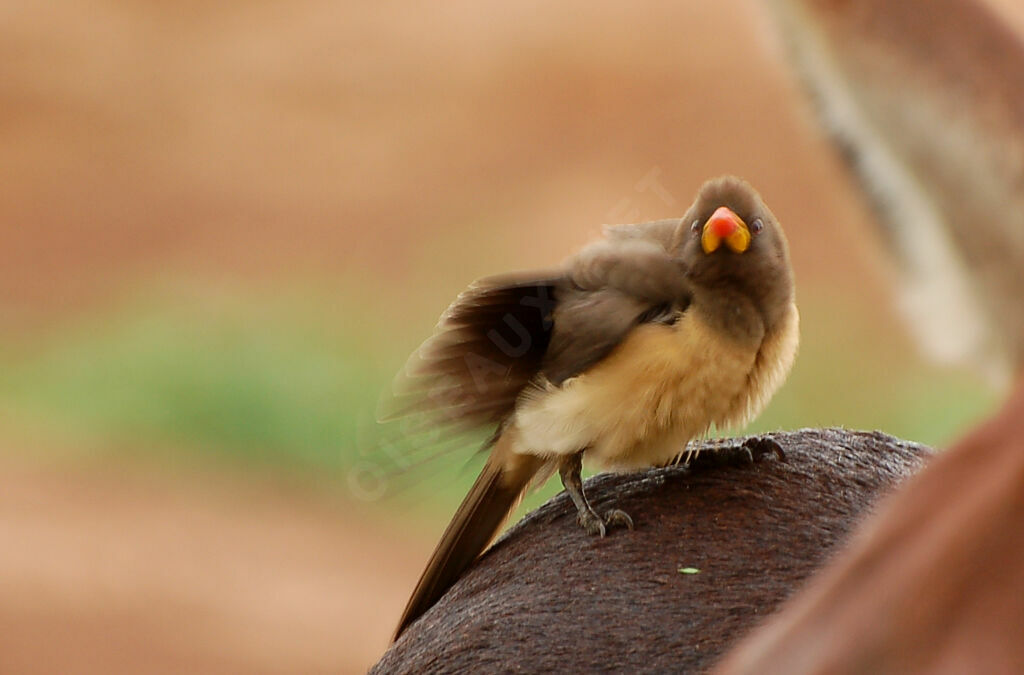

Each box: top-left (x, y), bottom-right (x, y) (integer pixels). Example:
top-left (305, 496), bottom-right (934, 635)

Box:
top-left (389, 175), bottom-right (799, 639)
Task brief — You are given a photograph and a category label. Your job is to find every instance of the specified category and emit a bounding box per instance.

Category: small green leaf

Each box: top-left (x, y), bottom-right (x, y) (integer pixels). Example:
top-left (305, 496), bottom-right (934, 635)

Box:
top-left (678, 567), bottom-right (701, 575)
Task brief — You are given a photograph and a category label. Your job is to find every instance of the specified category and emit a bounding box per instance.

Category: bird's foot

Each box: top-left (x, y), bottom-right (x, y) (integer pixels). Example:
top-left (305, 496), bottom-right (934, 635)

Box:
top-left (577, 506), bottom-right (634, 537)
top-left (577, 507), bottom-right (606, 537)
top-left (668, 436), bottom-right (786, 470)
top-left (740, 435), bottom-right (786, 463)
top-left (560, 450), bottom-right (635, 537)
top-left (604, 508), bottom-right (634, 531)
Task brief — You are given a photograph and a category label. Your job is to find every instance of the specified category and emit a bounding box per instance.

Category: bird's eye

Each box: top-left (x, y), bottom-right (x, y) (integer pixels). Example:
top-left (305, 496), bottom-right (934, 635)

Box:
top-left (690, 219), bottom-right (701, 235)
top-left (750, 218), bottom-right (764, 234)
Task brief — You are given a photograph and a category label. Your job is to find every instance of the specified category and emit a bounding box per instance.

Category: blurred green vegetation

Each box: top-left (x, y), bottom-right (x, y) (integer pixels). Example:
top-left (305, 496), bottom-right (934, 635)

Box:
top-left (1, 290), bottom-right (392, 472)
top-left (0, 284), bottom-right (997, 519)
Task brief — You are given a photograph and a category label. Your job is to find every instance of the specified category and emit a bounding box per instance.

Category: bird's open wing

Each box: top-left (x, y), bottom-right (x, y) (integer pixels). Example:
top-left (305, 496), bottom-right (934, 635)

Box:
top-left (385, 220), bottom-right (691, 433)
top-left (385, 272), bottom-right (562, 434)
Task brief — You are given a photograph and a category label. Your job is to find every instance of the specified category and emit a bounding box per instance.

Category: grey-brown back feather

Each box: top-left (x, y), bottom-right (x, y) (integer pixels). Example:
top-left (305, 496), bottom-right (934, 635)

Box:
top-left (543, 287), bottom-right (682, 385)
top-left (544, 229), bottom-right (692, 384)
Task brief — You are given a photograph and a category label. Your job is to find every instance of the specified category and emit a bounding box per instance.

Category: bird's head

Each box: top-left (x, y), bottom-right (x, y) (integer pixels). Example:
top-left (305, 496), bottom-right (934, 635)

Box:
top-left (674, 176), bottom-right (794, 326)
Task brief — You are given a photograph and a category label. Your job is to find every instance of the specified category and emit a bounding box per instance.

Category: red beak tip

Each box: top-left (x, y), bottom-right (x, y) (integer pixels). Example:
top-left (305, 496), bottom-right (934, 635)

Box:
top-left (708, 217), bottom-right (737, 238)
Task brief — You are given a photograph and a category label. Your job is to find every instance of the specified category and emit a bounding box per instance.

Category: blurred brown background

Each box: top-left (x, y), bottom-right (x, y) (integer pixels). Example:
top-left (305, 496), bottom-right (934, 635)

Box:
top-left (0, 1), bottom-right (1001, 673)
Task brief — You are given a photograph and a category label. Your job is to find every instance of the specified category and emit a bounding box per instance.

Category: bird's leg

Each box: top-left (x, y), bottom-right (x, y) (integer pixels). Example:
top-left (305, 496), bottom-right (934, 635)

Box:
top-left (559, 452), bottom-right (604, 536)
top-left (558, 451), bottom-right (634, 537)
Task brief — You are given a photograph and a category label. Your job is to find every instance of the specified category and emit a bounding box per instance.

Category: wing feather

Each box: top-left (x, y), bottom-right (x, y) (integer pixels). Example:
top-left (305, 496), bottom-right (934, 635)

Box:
top-left (385, 272), bottom-right (562, 433)
top-left (384, 219), bottom-right (692, 439)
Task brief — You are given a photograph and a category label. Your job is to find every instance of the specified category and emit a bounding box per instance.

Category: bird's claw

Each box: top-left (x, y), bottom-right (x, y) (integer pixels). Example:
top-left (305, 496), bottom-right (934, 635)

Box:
top-left (741, 436), bottom-right (786, 462)
top-left (578, 510), bottom-right (606, 537)
top-left (578, 507), bottom-right (634, 537)
top-left (604, 508), bottom-right (634, 531)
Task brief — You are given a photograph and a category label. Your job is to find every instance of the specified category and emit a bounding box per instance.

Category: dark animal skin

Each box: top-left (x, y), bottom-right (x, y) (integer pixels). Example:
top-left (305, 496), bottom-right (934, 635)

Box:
top-left (710, 2), bottom-right (1024, 672)
top-left (716, 386), bottom-right (1024, 674)
top-left (372, 429), bottom-right (930, 674)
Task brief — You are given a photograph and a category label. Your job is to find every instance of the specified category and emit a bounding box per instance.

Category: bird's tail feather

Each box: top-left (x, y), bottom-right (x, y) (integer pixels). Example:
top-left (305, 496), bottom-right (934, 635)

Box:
top-left (394, 433), bottom-right (542, 639)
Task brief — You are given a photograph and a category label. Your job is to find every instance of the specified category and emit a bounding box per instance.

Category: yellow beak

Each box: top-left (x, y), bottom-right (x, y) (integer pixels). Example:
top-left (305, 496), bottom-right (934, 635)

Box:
top-left (701, 206), bottom-right (751, 254)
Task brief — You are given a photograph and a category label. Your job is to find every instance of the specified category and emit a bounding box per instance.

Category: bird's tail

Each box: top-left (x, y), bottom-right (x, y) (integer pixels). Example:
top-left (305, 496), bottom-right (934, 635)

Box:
top-left (394, 432), bottom-right (543, 639)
